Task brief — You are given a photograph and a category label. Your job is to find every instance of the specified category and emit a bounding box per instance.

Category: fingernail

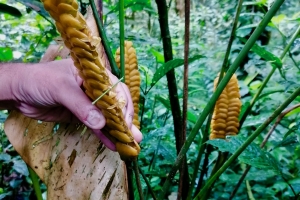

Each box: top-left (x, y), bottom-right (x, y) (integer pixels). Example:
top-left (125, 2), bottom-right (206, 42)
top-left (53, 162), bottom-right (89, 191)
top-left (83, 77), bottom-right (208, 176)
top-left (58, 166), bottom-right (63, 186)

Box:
top-left (86, 110), bottom-right (105, 128)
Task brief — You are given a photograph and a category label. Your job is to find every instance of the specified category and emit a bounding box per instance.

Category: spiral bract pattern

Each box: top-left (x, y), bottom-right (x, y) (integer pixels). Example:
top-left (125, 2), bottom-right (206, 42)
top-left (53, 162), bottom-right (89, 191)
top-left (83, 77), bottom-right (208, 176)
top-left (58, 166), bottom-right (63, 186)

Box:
top-left (210, 74), bottom-right (241, 139)
top-left (42, 0), bottom-right (140, 160)
top-left (115, 41), bottom-right (141, 129)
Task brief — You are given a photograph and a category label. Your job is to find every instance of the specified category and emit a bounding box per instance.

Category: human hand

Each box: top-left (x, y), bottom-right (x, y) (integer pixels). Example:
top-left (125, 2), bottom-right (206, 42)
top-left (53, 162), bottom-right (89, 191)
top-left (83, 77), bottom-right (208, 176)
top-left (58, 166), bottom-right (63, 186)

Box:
top-left (4, 59), bottom-right (142, 149)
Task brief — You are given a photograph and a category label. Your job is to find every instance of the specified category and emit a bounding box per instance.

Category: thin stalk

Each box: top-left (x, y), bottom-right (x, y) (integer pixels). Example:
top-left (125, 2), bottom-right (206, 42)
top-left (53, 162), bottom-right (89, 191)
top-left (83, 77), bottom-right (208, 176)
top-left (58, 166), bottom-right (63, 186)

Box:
top-left (246, 180), bottom-right (255, 200)
top-left (187, 114), bottom-right (212, 199)
top-left (133, 159), bottom-right (144, 200)
top-left (139, 166), bottom-right (158, 200)
top-left (195, 87), bottom-right (300, 199)
top-left (159, 0), bottom-right (285, 197)
top-left (89, 0), bottom-right (120, 77)
top-left (239, 25), bottom-right (300, 127)
top-left (119, 0), bottom-right (125, 81)
top-left (178, 0), bottom-right (191, 198)
top-left (28, 166), bottom-right (42, 200)
top-left (125, 161), bottom-right (134, 199)
top-left (219, 0), bottom-right (244, 75)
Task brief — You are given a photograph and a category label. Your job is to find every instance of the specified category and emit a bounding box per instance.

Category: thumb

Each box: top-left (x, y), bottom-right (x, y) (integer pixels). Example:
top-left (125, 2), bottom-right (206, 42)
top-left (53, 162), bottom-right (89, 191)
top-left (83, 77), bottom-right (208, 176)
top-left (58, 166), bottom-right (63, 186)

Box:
top-left (55, 81), bottom-right (106, 130)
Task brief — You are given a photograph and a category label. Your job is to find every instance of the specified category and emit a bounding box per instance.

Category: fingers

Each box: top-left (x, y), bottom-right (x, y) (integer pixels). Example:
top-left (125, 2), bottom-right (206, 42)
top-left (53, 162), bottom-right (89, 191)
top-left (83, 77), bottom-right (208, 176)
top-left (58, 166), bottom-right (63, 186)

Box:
top-left (92, 129), bottom-right (116, 151)
top-left (55, 80), bottom-right (106, 130)
top-left (106, 70), bottom-right (134, 129)
top-left (131, 125), bottom-right (143, 143)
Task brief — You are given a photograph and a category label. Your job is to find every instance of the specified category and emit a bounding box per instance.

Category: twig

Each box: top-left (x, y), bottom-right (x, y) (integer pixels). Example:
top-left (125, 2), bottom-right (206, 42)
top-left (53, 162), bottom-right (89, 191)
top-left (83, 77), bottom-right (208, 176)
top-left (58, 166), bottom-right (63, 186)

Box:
top-left (282, 175), bottom-right (297, 197)
top-left (139, 166), bottom-right (157, 200)
top-left (133, 159), bottom-right (144, 200)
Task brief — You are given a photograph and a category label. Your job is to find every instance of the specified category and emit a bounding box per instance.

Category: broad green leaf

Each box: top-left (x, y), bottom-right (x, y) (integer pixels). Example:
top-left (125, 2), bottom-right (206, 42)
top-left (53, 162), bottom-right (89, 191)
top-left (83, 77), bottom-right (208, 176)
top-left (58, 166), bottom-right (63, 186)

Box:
top-left (207, 136), bottom-right (281, 174)
top-left (12, 159), bottom-right (29, 176)
top-left (187, 111), bottom-right (197, 124)
top-left (151, 55), bottom-right (204, 87)
top-left (0, 3), bottom-right (22, 17)
top-left (240, 38), bottom-right (284, 78)
top-left (250, 43), bottom-right (284, 78)
top-left (150, 48), bottom-right (165, 64)
top-left (0, 153), bottom-right (11, 161)
top-left (0, 47), bottom-right (13, 61)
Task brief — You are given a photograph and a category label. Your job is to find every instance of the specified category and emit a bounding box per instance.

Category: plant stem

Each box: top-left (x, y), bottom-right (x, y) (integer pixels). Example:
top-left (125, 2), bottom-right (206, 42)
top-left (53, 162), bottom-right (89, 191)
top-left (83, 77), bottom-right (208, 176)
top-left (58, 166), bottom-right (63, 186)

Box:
top-left (119, 0), bottom-right (125, 81)
top-left (159, 0), bottom-right (285, 197)
top-left (139, 166), bottom-right (157, 200)
top-left (239, 25), bottom-right (300, 127)
top-left (187, 114), bottom-right (211, 199)
top-left (219, 0), bottom-right (244, 75)
top-left (28, 166), bottom-right (42, 200)
top-left (194, 86), bottom-right (300, 199)
top-left (155, 0), bottom-right (189, 198)
top-left (133, 159), bottom-right (144, 200)
top-left (178, 0), bottom-right (191, 199)
top-left (246, 180), bottom-right (255, 200)
top-left (89, 0), bottom-right (120, 77)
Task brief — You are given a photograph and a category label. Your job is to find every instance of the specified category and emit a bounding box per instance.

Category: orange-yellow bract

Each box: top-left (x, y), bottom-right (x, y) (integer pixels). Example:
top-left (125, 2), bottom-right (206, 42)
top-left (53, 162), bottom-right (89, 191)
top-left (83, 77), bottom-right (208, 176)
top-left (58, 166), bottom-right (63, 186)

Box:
top-left (115, 41), bottom-right (141, 129)
top-left (41, 0), bottom-right (140, 160)
top-left (210, 74), bottom-right (241, 139)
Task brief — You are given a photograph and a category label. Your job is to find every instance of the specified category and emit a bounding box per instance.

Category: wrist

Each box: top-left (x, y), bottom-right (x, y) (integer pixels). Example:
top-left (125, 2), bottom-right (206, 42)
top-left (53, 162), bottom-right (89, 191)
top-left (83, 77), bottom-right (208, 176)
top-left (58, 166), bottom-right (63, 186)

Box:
top-left (0, 63), bottom-right (15, 109)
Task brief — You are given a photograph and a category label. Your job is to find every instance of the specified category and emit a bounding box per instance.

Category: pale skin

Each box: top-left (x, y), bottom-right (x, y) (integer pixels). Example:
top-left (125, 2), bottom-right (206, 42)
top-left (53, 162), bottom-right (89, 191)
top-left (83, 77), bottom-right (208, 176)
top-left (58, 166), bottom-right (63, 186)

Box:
top-left (0, 59), bottom-right (142, 150)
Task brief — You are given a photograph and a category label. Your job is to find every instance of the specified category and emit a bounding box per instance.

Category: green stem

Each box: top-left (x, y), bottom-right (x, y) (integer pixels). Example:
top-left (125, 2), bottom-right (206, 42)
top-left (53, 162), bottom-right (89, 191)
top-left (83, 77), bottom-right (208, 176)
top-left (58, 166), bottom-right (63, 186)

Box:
top-left (89, 0), bottom-right (120, 77)
top-left (28, 166), bottom-right (42, 200)
top-left (187, 115), bottom-right (211, 199)
top-left (119, 0), bottom-right (125, 81)
top-left (158, 0), bottom-right (285, 198)
top-left (194, 87), bottom-right (300, 199)
top-left (239, 25), bottom-right (300, 127)
top-left (219, 0), bottom-right (244, 76)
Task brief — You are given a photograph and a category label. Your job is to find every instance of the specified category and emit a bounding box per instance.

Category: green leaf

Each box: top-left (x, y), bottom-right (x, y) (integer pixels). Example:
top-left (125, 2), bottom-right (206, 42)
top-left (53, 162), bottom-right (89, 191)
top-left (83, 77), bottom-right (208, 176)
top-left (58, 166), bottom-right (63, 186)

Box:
top-left (240, 38), bottom-right (284, 78)
top-left (271, 14), bottom-right (286, 24)
top-left (151, 55), bottom-right (204, 87)
top-left (0, 47), bottom-right (13, 61)
top-left (251, 44), bottom-right (284, 78)
top-left (156, 95), bottom-right (171, 110)
top-left (272, 135), bottom-right (298, 150)
top-left (150, 48), bottom-right (165, 63)
top-left (187, 111), bottom-right (197, 124)
top-left (0, 3), bottom-right (22, 17)
top-left (12, 159), bottom-right (29, 176)
top-left (285, 107), bottom-right (300, 117)
top-left (207, 136), bottom-right (281, 174)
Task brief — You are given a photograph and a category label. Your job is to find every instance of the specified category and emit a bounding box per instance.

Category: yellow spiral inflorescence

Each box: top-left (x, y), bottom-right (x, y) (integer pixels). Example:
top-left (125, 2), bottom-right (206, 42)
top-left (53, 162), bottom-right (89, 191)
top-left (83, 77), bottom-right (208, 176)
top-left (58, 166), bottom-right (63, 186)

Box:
top-left (115, 41), bottom-right (141, 129)
top-left (41, 0), bottom-right (140, 160)
top-left (210, 74), bottom-right (241, 140)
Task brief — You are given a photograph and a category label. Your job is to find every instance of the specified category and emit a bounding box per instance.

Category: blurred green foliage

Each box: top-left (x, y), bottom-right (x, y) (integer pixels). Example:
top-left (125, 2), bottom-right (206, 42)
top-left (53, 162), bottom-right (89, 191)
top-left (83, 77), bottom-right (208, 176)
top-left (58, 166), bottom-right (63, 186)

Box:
top-left (0, 0), bottom-right (299, 199)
